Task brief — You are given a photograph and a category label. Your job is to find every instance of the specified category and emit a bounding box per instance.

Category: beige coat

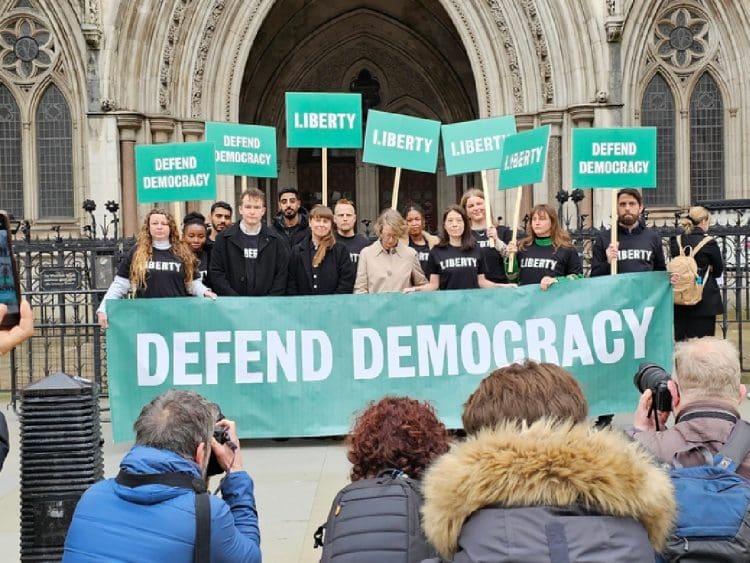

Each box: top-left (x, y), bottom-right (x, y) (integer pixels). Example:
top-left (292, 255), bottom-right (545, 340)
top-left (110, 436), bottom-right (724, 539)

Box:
top-left (354, 240), bottom-right (428, 293)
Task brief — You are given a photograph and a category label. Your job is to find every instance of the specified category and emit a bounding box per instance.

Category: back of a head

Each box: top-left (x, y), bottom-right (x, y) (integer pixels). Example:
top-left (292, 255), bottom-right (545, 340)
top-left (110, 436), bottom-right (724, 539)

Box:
top-left (674, 337), bottom-right (740, 403)
top-left (133, 390), bottom-right (217, 459)
top-left (346, 396), bottom-right (449, 481)
top-left (462, 361), bottom-right (588, 435)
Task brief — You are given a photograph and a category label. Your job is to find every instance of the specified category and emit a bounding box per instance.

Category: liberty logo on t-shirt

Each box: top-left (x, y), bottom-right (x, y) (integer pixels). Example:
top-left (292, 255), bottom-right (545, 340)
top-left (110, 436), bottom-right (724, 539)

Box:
top-left (439, 257), bottom-right (477, 270)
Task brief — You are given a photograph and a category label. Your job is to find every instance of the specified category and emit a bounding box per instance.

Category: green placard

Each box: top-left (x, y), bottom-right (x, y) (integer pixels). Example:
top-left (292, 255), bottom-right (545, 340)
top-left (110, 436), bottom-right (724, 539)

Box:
top-left (362, 110), bottom-right (441, 173)
top-left (135, 142), bottom-right (216, 203)
top-left (285, 92), bottom-right (362, 148)
top-left (572, 127), bottom-right (657, 188)
top-left (107, 272), bottom-right (672, 441)
top-left (498, 125), bottom-right (550, 189)
top-left (205, 122), bottom-right (277, 178)
top-left (441, 115), bottom-right (517, 175)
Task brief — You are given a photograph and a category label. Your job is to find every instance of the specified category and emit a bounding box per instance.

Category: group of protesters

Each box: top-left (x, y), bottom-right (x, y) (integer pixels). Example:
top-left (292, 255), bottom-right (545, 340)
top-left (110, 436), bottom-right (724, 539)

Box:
top-left (96, 185), bottom-right (724, 342)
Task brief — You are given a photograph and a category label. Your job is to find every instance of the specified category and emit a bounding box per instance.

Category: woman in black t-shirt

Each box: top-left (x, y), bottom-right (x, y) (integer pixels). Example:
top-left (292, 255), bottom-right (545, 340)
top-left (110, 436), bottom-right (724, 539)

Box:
top-left (406, 205), bottom-right (516, 292)
top-left (97, 208), bottom-right (215, 328)
top-left (405, 205), bottom-right (438, 276)
top-left (460, 189), bottom-right (512, 283)
top-left (506, 204), bottom-right (582, 289)
top-left (182, 211), bottom-right (211, 287)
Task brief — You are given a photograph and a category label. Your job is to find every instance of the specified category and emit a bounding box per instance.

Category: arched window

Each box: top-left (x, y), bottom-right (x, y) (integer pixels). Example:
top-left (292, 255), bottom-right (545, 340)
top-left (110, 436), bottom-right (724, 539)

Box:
top-left (641, 73), bottom-right (676, 206)
top-left (0, 83), bottom-right (23, 219)
top-left (36, 83), bottom-right (73, 218)
top-left (690, 72), bottom-right (724, 202)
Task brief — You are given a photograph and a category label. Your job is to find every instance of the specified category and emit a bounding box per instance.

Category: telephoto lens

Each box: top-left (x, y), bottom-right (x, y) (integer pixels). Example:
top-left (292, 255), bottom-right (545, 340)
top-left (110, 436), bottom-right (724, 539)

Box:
top-left (633, 363), bottom-right (672, 412)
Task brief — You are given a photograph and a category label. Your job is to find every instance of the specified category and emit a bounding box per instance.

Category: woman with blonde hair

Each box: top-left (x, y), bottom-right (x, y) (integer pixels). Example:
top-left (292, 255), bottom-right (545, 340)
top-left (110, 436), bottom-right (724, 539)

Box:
top-left (354, 208), bottom-right (427, 293)
top-left (460, 189), bottom-right (512, 283)
top-left (97, 208), bottom-right (215, 328)
top-left (669, 206), bottom-right (724, 340)
top-left (287, 205), bottom-right (355, 295)
top-left (506, 204), bottom-right (582, 289)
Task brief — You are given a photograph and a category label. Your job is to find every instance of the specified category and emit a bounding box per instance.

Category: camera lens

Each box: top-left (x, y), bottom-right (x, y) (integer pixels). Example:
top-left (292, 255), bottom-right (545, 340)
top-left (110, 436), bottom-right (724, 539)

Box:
top-left (633, 363), bottom-right (670, 394)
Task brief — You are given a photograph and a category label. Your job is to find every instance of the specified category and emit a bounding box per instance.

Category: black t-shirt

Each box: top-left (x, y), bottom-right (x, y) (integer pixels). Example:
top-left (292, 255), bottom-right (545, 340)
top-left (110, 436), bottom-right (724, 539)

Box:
top-left (409, 239), bottom-right (431, 275)
top-left (471, 228), bottom-right (509, 283)
top-left (335, 233), bottom-right (371, 264)
top-left (116, 246), bottom-right (193, 298)
top-left (195, 248), bottom-right (210, 285)
top-left (427, 245), bottom-right (487, 290)
top-left (517, 239), bottom-right (582, 285)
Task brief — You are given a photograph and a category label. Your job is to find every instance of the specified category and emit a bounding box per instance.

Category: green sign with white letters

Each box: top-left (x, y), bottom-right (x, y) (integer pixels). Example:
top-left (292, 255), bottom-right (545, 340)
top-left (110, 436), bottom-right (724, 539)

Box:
top-left (135, 142), bottom-right (216, 203)
top-left (498, 125), bottom-right (550, 189)
top-left (285, 92), bottom-right (362, 148)
top-left (205, 122), bottom-right (277, 177)
top-left (441, 115), bottom-right (517, 175)
top-left (362, 110), bottom-right (441, 172)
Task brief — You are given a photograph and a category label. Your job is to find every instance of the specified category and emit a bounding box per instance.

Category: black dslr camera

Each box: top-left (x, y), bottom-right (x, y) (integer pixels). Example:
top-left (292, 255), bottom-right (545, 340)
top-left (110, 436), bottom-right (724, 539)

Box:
top-left (206, 404), bottom-right (236, 476)
top-left (633, 363), bottom-right (672, 412)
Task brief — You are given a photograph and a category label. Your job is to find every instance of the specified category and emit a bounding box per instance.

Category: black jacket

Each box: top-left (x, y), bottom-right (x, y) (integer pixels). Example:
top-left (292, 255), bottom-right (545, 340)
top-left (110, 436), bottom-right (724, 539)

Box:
top-left (0, 411), bottom-right (8, 472)
top-left (591, 222), bottom-right (666, 276)
top-left (209, 222), bottom-right (289, 296)
top-left (670, 227), bottom-right (724, 316)
top-left (287, 237), bottom-right (355, 295)
top-left (272, 207), bottom-right (310, 249)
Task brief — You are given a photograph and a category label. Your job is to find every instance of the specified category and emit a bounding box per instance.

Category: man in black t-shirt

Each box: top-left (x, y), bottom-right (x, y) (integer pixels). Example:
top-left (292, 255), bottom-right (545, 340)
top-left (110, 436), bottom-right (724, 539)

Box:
top-left (333, 198), bottom-right (371, 264)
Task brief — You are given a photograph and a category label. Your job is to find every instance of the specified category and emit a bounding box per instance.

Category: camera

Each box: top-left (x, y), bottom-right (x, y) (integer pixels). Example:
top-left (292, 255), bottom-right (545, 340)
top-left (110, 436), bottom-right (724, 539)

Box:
top-left (206, 404), bottom-right (236, 477)
top-left (633, 363), bottom-right (672, 412)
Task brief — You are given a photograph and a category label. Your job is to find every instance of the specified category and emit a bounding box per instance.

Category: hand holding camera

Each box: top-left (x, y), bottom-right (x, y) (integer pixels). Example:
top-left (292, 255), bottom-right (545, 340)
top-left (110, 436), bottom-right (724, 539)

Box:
top-left (633, 363), bottom-right (673, 432)
top-left (208, 416), bottom-right (242, 476)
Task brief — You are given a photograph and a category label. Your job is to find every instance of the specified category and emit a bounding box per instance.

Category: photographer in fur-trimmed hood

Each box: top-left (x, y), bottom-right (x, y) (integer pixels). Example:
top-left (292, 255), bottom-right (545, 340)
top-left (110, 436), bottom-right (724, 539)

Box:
top-left (420, 361), bottom-right (676, 563)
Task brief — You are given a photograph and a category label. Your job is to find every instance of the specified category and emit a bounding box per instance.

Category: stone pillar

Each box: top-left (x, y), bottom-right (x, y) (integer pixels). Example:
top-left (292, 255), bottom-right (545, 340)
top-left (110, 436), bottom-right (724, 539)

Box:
top-left (539, 111), bottom-right (564, 207)
top-left (569, 106), bottom-right (595, 228)
top-left (182, 121), bottom-right (206, 214)
top-left (148, 118), bottom-right (179, 223)
top-left (356, 151), bottom-right (378, 234)
top-left (116, 114), bottom-right (143, 237)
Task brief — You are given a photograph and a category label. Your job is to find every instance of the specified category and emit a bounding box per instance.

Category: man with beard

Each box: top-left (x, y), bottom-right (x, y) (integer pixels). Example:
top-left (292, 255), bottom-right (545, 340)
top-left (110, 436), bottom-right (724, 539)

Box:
top-left (272, 187), bottom-right (310, 248)
top-left (208, 201), bottom-right (233, 243)
top-left (590, 188), bottom-right (666, 276)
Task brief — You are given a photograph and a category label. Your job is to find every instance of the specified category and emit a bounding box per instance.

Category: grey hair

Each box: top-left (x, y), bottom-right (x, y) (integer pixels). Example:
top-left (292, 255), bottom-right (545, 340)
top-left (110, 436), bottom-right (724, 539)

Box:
top-left (375, 208), bottom-right (406, 238)
top-left (674, 337), bottom-right (740, 402)
top-left (133, 390), bottom-right (217, 459)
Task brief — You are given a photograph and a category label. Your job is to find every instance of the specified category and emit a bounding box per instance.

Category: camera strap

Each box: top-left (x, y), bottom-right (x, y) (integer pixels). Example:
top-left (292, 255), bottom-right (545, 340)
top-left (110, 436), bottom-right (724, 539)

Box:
top-left (676, 410), bottom-right (738, 424)
top-left (115, 470), bottom-right (211, 563)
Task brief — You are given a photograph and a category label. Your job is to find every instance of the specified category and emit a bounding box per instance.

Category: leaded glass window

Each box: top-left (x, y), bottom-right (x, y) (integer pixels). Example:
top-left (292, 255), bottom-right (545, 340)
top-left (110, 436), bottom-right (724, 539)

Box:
top-left (36, 83), bottom-right (73, 218)
top-left (690, 72), bottom-right (724, 202)
top-left (0, 83), bottom-right (23, 218)
top-left (641, 73), bottom-right (676, 206)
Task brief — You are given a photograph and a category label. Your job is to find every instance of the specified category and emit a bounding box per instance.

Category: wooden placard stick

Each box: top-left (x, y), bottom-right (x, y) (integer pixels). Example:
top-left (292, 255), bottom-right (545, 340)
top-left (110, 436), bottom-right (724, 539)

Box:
top-left (610, 189), bottom-right (618, 275)
top-left (322, 147), bottom-right (328, 206)
top-left (391, 167), bottom-right (402, 210)
top-left (506, 186), bottom-right (523, 273)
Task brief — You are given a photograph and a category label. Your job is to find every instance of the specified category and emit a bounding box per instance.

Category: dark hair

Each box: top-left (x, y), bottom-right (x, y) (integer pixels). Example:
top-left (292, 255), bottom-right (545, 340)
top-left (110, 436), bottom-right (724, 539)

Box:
top-left (404, 204), bottom-right (425, 220)
top-left (617, 188), bottom-right (643, 206)
top-left (462, 361), bottom-right (588, 434)
top-left (240, 188), bottom-right (266, 206)
top-left (278, 187), bottom-right (299, 200)
top-left (182, 211), bottom-right (207, 230)
top-left (437, 204), bottom-right (474, 251)
top-left (346, 396), bottom-right (450, 481)
top-left (210, 201), bottom-right (232, 214)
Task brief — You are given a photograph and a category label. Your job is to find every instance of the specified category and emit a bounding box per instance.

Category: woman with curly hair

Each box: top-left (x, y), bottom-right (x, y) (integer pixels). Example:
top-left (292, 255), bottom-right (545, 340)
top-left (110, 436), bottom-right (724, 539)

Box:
top-left (97, 208), bottom-right (215, 328)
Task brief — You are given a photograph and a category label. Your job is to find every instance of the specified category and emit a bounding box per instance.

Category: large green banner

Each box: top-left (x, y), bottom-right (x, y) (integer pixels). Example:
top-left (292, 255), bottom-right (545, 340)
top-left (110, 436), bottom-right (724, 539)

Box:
top-left (107, 272), bottom-right (672, 442)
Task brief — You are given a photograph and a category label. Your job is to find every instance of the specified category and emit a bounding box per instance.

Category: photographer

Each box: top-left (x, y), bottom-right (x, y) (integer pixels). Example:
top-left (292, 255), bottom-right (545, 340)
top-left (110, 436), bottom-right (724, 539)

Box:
top-left (63, 390), bottom-right (260, 562)
top-left (631, 336), bottom-right (750, 479)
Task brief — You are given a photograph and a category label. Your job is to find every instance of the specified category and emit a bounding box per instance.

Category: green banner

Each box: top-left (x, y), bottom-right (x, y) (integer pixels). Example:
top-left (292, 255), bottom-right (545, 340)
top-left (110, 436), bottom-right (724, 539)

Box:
top-left (205, 122), bottom-right (277, 178)
top-left (441, 116), bottom-right (516, 175)
top-left (107, 273), bottom-right (673, 442)
top-left (571, 127), bottom-right (657, 188)
top-left (362, 110), bottom-right (441, 173)
top-left (135, 142), bottom-right (216, 203)
top-left (285, 92), bottom-right (362, 148)
top-left (498, 125), bottom-right (550, 189)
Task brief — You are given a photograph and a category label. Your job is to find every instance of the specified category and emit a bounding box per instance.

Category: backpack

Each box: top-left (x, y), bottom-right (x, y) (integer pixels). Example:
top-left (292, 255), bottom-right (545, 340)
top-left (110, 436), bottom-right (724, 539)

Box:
top-left (659, 419), bottom-right (750, 562)
top-left (313, 469), bottom-right (436, 563)
top-left (667, 235), bottom-right (714, 306)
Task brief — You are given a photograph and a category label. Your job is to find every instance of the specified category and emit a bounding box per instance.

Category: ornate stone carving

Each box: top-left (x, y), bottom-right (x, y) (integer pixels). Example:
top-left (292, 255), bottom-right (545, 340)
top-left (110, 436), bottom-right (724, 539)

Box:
top-left (190, 0), bottom-right (226, 118)
top-left (225, 1), bottom-right (262, 120)
top-left (520, 0), bottom-right (554, 105)
top-left (653, 6), bottom-right (710, 72)
top-left (81, 0), bottom-right (102, 48)
top-left (0, 13), bottom-right (56, 83)
top-left (485, 0), bottom-right (524, 113)
top-left (607, 0), bottom-right (617, 17)
top-left (159, 0), bottom-right (190, 111)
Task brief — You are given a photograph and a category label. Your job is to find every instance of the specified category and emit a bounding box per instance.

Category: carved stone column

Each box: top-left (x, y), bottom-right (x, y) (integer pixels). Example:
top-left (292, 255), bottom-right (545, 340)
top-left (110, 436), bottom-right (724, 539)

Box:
top-left (569, 106), bottom-right (595, 228)
top-left (148, 118), bottom-right (179, 222)
top-left (539, 111), bottom-right (564, 207)
top-left (514, 115), bottom-right (535, 231)
top-left (182, 121), bottom-right (206, 214)
top-left (116, 114), bottom-right (143, 237)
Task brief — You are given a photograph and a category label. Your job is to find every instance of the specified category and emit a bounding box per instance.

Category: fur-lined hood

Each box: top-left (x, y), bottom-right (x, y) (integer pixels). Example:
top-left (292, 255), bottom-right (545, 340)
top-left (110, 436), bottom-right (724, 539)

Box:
top-left (421, 419), bottom-right (676, 559)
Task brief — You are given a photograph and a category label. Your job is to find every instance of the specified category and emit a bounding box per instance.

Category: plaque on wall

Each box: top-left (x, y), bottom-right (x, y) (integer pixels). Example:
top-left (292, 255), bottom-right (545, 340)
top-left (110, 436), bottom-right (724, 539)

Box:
top-left (38, 267), bottom-right (82, 292)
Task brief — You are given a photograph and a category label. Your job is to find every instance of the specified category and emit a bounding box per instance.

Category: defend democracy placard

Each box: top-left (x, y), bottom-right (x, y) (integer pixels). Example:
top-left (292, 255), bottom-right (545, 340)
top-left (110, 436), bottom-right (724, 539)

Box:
top-left (362, 110), bottom-right (442, 173)
top-left (498, 125), bottom-right (550, 189)
top-left (135, 142), bottom-right (216, 203)
top-left (441, 115), bottom-right (517, 175)
top-left (205, 122), bottom-right (277, 178)
top-left (107, 272), bottom-right (673, 441)
top-left (571, 127), bottom-right (657, 188)
top-left (285, 92), bottom-right (362, 148)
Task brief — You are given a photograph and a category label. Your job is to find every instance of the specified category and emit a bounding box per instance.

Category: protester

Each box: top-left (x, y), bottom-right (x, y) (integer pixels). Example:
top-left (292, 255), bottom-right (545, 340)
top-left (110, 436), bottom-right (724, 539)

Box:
top-left (669, 206), bottom-right (724, 340)
top-left (505, 204), bottom-right (582, 289)
top-left (591, 188), bottom-right (666, 276)
top-left (333, 198), bottom-right (371, 265)
top-left (208, 201), bottom-right (233, 243)
top-left (406, 205), bottom-right (514, 292)
top-left (97, 208), bottom-right (215, 329)
top-left (287, 205), bottom-right (355, 295)
top-left (182, 211), bottom-right (211, 286)
top-left (404, 205), bottom-right (438, 275)
top-left (272, 187), bottom-right (310, 248)
top-left (210, 188), bottom-right (289, 296)
top-left (354, 209), bottom-right (427, 293)
top-left (460, 189), bottom-right (512, 283)
top-left (0, 299), bottom-right (33, 472)
top-left (317, 396), bottom-right (449, 561)
top-left (631, 337), bottom-right (749, 477)
top-left (63, 390), bottom-right (261, 562)
top-left (420, 360), bottom-right (676, 562)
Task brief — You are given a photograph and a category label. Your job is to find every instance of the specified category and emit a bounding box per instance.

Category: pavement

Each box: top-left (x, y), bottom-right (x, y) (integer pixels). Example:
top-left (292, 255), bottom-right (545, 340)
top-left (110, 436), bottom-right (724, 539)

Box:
top-left (2, 398), bottom-right (750, 563)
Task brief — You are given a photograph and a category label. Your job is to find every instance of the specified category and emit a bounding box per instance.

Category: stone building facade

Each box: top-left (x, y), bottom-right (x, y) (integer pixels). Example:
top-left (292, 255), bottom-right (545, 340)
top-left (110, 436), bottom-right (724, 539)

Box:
top-left (0, 0), bottom-right (746, 236)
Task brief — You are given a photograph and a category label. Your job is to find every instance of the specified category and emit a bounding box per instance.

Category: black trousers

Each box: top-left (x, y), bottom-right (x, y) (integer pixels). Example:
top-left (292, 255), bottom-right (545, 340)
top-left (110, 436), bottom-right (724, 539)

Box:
top-left (674, 313), bottom-right (716, 341)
